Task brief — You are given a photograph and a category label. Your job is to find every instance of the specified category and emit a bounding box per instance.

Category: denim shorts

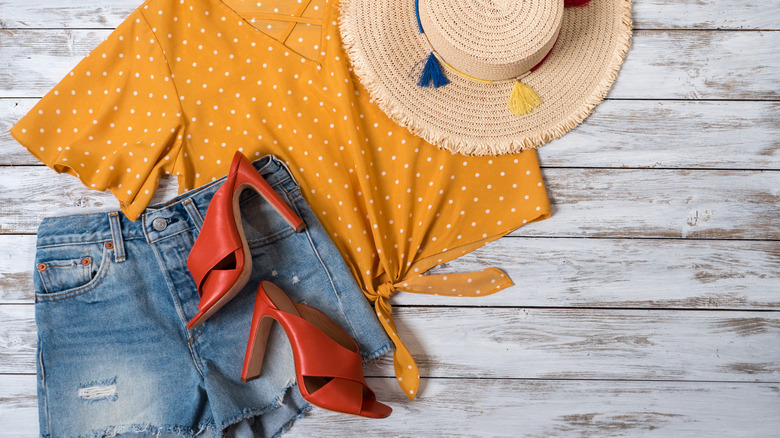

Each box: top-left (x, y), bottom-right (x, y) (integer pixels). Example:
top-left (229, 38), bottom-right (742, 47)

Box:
top-left (32, 155), bottom-right (391, 437)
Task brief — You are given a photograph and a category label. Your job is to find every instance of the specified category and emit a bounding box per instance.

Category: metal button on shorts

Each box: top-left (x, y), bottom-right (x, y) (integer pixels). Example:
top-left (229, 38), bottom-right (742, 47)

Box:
top-left (151, 217), bottom-right (168, 231)
top-left (31, 155), bottom-right (391, 437)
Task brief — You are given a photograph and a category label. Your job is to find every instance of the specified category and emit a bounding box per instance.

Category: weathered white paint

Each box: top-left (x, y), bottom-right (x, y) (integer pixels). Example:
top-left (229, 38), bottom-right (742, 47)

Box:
top-left (293, 379), bottom-right (780, 437)
top-left (633, 0), bottom-right (780, 30)
top-left (2, 305), bottom-right (779, 382)
top-left (1, 31), bottom-right (779, 100)
top-left (610, 30), bottom-right (780, 99)
top-left (517, 168), bottom-right (780, 240)
top-left (0, 235), bottom-right (36, 303)
top-left (538, 100), bottom-right (780, 170)
top-left (4, 100), bottom-right (779, 169)
top-left (416, 237), bottom-right (780, 309)
top-left (2, 0), bottom-right (779, 30)
top-left (1, 167), bottom-right (777, 240)
top-left (3, 235), bottom-right (779, 309)
top-left (0, 375), bottom-right (38, 435)
top-left (0, 0), bottom-right (778, 436)
top-left (2, 375), bottom-right (779, 437)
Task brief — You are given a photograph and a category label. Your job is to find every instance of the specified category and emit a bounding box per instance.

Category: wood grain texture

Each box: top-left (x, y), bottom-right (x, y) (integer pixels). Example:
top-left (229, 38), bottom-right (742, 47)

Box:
top-left (0, 235), bottom-right (35, 303)
top-left (3, 234), bottom-right (779, 309)
top-left (1, 375), bottom-right (779, 437)
top-left (518, 168), bottom-right (780, 239)
top-left (4, 99), bottom-right (779, 169)
top-left (608, 30), bottom-right (780, 100)
top-left (409, 237), bottom-right (780, 309)
top-left (1, 305), bottom-right (779, 381)
top-left (632, 0), bottom-right (780, 30)
top-left (1, 30), bottom-right (779, 100)
top-left (0, 375), bottom-right (38, 437)
top-left (371, 307), bottom-right (780, 381)
top-left (1, 0), bottom-right (779, 436)
top-left (1, 167), bottom-right (777, 239)
top-left (537, 100), bottom-right (780, 170)
top-left (293, 379), bottom-right (780, 438)
top-left (0, 305), bottom-right (36, 374)
top-left (2, 0), bottom-right (779, 30)
top-left (0, 168), bottom-right (178, 234)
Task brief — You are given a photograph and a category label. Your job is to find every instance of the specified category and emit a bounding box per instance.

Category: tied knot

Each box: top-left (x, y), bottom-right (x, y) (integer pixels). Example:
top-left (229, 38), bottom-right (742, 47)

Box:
top-left (376, 282), bottom-right (396, 300)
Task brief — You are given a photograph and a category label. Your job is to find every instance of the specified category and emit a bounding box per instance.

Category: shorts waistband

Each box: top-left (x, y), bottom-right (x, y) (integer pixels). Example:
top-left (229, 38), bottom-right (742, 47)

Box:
top-left (36, 155), bottom-right (294, 248)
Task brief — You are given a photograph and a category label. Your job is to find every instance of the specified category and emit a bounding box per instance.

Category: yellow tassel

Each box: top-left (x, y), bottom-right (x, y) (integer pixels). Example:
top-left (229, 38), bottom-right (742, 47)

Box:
top-left (507, 80), bottom-right (542, 115)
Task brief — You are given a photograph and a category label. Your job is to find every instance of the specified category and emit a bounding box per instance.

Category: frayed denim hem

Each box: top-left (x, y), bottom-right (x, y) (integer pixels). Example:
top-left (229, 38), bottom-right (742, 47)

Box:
top-left (270, 404), bottom-right (311, 438)
top-left (216, 380), bottom-right (311, 436)
top-left (42, 382), bottom-right (310, 438)
top-left (40, 423), bottom-right (217, 438)
top-left (362, 341), bottom-right (394, 364)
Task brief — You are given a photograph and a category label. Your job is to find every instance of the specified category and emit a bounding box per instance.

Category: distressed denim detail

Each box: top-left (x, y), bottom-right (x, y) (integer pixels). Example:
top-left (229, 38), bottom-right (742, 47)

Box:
top-left (33, 155), bottom-right (391, 437)
top-left (77, 377), bottom-right (118, 403)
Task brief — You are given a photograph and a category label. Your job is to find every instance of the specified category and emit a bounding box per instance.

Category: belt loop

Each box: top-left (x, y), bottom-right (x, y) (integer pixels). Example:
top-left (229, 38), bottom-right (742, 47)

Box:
top-left (108, 212), bottom-right (127, 263)
top-left (273, 156), bottom-right (298, 185)
top-left (182, 199), bottom-right (205, 232)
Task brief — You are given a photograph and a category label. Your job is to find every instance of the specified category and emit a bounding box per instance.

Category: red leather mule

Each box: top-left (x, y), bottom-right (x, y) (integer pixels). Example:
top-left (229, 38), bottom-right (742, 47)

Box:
top-left (241, 281), bottom-right (392, 418)
top-left (186, 152), bottom-right (305, 329)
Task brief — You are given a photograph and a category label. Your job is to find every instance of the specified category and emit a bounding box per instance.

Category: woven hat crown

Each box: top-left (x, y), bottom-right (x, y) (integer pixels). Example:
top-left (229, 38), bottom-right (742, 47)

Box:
top-left (418, 0), bottom-right (564, 81)
top-left (340, 0), bottom-right (632, 155)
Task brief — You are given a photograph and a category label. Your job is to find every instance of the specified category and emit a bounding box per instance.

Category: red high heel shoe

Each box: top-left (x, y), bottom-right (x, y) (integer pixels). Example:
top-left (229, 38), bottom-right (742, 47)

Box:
top-left (242, 281), bottom-right (392, 419)
top-left (186, 152), bottom-right (305, 329)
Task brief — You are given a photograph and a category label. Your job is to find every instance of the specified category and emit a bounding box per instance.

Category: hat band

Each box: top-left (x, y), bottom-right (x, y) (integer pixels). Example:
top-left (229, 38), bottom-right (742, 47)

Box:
top-left (437, 33), bottom-right (560, 85)
top-left (411, 0), bottom-right (598, 116)
top-left (415, 0), bottom-right (562, 83)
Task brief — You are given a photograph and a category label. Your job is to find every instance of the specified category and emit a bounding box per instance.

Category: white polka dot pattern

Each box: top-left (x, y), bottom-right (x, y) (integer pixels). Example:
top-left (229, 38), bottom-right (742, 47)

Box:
top-left (9, 0), bottom-right (551, 400)
top-left (11, 8), bottom-right (185, 212)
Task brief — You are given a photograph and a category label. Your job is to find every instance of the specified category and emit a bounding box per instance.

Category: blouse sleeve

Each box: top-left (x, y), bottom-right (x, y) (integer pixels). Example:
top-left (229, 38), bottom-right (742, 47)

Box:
top-left (9, 8), bottom-right (185, 221)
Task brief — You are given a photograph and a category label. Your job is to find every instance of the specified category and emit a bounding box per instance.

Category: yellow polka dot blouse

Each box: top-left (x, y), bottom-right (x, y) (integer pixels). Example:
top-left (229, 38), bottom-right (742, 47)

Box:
top-left (10, 0), bottom-right (551, 399)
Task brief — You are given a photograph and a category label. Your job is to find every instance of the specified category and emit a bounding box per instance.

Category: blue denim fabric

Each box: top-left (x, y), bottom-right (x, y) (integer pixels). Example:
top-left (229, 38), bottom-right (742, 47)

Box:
top-left (32, 155), bottom-right (391, 437)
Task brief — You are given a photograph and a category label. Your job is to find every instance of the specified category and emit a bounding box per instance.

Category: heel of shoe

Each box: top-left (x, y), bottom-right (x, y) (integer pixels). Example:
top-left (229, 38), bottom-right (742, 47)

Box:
top-left (234, 153), bottom-right (306, 233)
top-left (248, 281), bottom-right (393, 418)
top-left (241, 312), bottom-right (274, 383)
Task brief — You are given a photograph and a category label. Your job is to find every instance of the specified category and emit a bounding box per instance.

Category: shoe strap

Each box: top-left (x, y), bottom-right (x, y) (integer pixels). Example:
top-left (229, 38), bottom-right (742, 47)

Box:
top-left (305, 375), bottom-right (365, 416)
top-left (196, 261), bottom-right (243, 309)
top-left (274, 307), bottom-right (366, 384)
top-left (187, 185), bottom-right (243, 294)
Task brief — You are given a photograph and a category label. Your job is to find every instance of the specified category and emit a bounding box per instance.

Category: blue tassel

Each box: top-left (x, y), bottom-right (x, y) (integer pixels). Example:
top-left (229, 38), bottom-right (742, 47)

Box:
top-left (417, 52), bottom-right (449, 88)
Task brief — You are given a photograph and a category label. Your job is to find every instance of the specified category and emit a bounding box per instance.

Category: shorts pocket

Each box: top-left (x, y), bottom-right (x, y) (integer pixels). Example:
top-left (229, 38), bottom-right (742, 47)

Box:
top-left (35, 242), bottom-right (112, 302)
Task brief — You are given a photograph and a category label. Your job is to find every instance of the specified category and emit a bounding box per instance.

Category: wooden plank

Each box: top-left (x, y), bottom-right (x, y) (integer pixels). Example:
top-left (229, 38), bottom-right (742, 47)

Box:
top-left (0, 3), bottom-right (777, 438)
top-left (373, 308), bottom-right (780, 381)
top-left (0, 235), bottom-right (35, 304)
top-left (2, 375), bottom-right (778, 437)
top-left (2, 305), bottom-right (779, 381)
top-left (0, 0), bottom-right (135, 29)
top-left (609, 30), bottom-right (780, 100)
top-left (4, 99), bottom-right (779, 170)
top-left (0, 305), bottom-right (36, 374)
top-left (1, 167), bottom-right (778, 239)
top-left (293, 379), bottom-right (780, 437)
top-left (1, 0), bottom-right (779, 30)
top-left (4, 234), bottom-right (779, 309)
top-left (0, 100), bottom-right (32, 164)
top-left (0, 168), bottom-right (178, 234)
top-left (633, 0), bottom-right (780, 30)
top-left (0, 375), bottom-right (38, 437)
top-left (401, 237), bottom-right (780, 309)
top-left (1, 30), bottom-right (779, 100)
top-left (517, 168), bottom-right (780, 239)
top-left (538, 100), bottom-right (780, 170)
top-left (0, 29), bottom-right (105, 99)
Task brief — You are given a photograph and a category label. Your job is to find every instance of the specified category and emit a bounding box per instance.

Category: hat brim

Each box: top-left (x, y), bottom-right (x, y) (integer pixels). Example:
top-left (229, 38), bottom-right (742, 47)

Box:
top-left (339, 0), bottom-right (632, 156)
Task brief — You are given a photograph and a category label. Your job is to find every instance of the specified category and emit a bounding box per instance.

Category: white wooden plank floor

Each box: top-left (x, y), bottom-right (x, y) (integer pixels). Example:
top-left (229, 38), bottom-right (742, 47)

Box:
top-left (1, 1), bottom-right (779, 436)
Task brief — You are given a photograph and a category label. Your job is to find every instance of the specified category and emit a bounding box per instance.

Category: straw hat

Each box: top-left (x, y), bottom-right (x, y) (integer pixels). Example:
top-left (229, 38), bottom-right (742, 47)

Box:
top-left (339, 0), bottom-right (632, 155)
